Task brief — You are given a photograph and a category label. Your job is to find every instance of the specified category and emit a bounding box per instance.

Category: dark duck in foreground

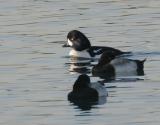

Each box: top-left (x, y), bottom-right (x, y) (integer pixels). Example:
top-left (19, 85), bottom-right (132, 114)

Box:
top-left (92, 51), bottom-right (146, 79)
top-left (63, 30), bottom-right (130, 58)
top-left (68, 74), bottom-right (107, 102)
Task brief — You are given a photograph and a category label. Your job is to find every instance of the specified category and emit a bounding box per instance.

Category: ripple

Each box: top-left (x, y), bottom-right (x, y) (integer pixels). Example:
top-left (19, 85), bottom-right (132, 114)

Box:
top-left (0, 0), bottom-right (160, 124)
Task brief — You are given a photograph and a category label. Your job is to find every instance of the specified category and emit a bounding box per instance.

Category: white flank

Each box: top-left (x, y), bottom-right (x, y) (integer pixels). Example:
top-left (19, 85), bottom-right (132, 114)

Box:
top-left (111, 58), bottom-right (137, 76)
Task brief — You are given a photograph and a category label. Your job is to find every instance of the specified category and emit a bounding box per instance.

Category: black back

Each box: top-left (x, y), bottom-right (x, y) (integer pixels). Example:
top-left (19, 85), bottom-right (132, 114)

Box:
top-left (68, 88), bottom-right (98, 101)
top-left (68, 74), bottom-right (98, 101)
top-left (87, 46), bottom-right (125, 57)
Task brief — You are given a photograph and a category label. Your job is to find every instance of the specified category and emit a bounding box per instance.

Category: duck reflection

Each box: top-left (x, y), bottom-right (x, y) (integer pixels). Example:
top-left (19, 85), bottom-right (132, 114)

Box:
top-left (66, 57), bottom-right (94, 74)
top-left (68, 74), bottom-right (107, 110)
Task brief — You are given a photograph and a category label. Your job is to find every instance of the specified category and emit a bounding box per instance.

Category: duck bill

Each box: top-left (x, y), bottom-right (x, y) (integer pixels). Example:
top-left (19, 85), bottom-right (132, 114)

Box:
top-left (62, 43), bottom-right (70, 47)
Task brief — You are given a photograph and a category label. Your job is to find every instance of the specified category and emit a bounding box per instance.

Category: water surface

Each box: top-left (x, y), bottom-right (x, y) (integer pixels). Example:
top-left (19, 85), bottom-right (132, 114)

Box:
top-left (0, 0), bottom-right (160, 125)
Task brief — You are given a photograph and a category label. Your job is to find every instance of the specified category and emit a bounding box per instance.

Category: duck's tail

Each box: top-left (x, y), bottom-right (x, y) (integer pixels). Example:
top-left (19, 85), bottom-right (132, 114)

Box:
top-left (137, 58), bottom-right (147, 75)
top-left (141, 58), bottom-right (147, 63)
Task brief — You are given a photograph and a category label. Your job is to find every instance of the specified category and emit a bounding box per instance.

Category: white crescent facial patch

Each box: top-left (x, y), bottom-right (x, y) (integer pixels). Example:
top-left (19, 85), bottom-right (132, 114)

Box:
top-left (68, 39), bottom-right (73, 46)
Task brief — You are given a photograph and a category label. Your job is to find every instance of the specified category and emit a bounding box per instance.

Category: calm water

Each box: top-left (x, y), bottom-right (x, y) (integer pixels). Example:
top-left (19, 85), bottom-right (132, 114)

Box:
top-left (0, 0), bottom-right (160, 125)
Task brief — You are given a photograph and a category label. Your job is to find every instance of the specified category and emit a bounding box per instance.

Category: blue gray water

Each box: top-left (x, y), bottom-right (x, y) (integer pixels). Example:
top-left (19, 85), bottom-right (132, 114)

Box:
top-left (0, 0), bottom-right (160, 125)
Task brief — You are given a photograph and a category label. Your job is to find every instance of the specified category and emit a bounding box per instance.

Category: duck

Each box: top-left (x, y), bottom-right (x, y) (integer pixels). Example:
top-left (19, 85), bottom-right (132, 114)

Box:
top-left (92, 51), bottom-right (146, 79)
top-left (68, 74), bottom-right (107, 102)
top-left (63, 30), bottom-right (130, 59)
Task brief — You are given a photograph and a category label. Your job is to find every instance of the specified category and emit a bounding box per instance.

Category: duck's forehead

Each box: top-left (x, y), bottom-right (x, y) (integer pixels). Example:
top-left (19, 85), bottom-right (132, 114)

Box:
top-left (68, 31), bottom-right (77, 37)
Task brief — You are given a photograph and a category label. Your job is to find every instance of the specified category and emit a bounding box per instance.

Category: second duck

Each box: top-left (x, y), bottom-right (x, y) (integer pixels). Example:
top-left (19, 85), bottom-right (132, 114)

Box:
top-left (92, 51), bottom-right (146, 79)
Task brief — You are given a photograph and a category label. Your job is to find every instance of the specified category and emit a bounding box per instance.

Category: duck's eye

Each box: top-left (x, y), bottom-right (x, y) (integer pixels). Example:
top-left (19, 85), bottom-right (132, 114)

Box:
top-left (71, 38), bottom-right (74, 41)
top-left (70, 37), bottom-right (77, 41)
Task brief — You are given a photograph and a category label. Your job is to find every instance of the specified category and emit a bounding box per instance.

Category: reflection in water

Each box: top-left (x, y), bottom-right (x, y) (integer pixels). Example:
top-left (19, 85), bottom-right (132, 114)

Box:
top-left (93, 69), bottom-right (145, 81)
top-left (100, 77), bottom-right (144, 84)
top-left (65, 57), bottom-right (94, 74)
top-left (67, 62), bottom-right (91, 74)
top-left (68, 96), bottom-right (106, 111)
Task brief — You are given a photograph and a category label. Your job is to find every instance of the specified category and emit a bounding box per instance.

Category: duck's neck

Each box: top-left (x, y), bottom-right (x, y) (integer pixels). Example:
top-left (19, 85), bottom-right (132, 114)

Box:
top-left (97, 58), bottom-right (111, 66)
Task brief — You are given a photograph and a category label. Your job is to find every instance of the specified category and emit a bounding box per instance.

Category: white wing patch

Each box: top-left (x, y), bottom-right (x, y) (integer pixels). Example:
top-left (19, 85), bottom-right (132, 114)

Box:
top-left (67, 39), bottom-right (73, 46)
top-left (93, 49), bottom-right (102, 54)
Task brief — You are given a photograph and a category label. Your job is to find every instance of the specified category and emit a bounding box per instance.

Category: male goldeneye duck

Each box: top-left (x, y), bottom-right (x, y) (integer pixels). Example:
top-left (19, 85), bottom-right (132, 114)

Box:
top-left (92, 51), bottom-right (146, 79)
top-left (68, 74), bottom-right (107, 102)
top-left (63, 30), bottom-right (130, 58)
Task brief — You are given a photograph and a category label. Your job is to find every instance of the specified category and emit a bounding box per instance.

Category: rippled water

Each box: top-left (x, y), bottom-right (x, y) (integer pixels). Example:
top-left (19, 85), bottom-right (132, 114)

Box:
top-left (0, 0), bottom-right (160, 125)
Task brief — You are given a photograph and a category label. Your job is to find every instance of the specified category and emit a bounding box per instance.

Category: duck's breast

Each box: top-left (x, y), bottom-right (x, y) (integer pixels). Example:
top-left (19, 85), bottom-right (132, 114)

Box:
top-left (69, 49), bottom-right (91, 58)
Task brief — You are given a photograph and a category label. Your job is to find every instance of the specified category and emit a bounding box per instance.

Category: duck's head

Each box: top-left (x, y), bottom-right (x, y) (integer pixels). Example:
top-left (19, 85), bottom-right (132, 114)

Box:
top-left (63, 30), bottom-right (91, 51)
top-left (73, 74), bottom-right (90, 91)
top-left (97, 51), bottom-right (116, 66)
